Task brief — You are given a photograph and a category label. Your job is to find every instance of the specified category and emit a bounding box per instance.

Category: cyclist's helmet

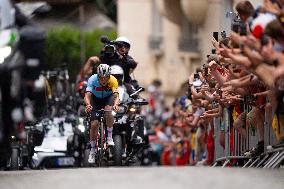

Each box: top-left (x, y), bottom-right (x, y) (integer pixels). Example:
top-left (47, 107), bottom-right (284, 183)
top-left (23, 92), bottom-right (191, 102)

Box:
top-left (97, 64), bottom-right (111, 77)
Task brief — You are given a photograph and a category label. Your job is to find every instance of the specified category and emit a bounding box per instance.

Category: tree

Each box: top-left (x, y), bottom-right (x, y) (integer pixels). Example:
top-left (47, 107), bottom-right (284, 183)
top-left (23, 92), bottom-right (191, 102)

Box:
top-left (45, 26), bottom-right (117, 81)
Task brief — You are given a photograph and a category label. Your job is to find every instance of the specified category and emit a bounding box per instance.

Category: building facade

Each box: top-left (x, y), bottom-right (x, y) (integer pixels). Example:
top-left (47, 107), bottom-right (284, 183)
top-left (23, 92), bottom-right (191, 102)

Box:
top-left (117, 0), bottom-right (261, 96)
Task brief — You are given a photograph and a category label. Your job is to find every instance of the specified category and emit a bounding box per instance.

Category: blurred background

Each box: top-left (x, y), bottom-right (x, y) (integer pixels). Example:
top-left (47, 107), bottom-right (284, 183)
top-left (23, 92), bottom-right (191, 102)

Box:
top-left (14, 0), bottom-right (262, 100)
top-left (1, 0), bottom-right (284, 185)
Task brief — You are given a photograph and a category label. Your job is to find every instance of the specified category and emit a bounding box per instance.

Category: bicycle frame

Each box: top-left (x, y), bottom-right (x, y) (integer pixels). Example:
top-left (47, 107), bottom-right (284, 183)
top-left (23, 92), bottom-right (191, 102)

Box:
top-left (95, 109), bottom-right (112, 166)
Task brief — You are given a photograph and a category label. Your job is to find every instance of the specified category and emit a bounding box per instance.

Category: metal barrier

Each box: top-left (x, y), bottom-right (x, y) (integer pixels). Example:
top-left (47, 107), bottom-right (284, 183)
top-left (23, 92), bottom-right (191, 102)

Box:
top-left (213, 102), bottom-right (283, 168)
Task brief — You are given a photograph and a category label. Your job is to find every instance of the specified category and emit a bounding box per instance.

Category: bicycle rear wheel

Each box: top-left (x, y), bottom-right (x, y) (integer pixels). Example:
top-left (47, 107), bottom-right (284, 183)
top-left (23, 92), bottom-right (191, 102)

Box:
top-left (97, 122), bottom-right (105, 167)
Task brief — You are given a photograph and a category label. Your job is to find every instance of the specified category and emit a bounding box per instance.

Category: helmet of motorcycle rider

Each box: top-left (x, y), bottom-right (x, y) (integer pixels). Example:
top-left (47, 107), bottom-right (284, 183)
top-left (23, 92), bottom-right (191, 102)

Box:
top-left (97, 64), bottom-right (111, 77)
top-left (115, 36), bottom-right (131, 49)
top-left (110, 65), bottom-right (124, 85)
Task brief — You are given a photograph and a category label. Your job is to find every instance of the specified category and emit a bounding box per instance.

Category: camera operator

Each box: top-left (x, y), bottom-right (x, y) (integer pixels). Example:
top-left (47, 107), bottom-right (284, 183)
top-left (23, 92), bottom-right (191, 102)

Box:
top-left (113, 37), bottom-right (139, 95)
top-left (81, 36), bottom-right (138, 96)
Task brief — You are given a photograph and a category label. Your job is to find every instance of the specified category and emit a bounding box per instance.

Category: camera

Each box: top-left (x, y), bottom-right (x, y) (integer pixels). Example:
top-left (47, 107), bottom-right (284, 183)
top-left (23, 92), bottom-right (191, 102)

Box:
top-left (221, 31), bottom-right (227, 39)
top-left (194, 73), bottom-right (199, 79)
top-left (226, 11), bottom-right (247, 36)
top-left (100, 36), bottom-right (119, 59)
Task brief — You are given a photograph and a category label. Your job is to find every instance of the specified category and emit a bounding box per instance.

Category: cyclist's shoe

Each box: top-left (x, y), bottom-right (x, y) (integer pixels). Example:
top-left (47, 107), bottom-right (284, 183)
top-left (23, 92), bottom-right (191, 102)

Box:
top-left (107, 137), bottom-right (115, 146)
top-left (88, 151), bottom-right (96, 164)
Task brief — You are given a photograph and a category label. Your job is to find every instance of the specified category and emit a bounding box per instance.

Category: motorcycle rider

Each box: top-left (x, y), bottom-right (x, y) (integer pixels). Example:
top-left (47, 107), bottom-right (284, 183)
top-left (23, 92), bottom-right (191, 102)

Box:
top-left (84, 64), bottom-right (120, 163)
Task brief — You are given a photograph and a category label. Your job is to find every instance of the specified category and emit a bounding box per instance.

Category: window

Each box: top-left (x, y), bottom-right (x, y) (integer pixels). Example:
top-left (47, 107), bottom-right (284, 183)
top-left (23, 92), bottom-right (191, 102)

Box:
top-left (178, 16), bottom-right (199, 52)
top-left (149, 0), bottom-right (163, 50)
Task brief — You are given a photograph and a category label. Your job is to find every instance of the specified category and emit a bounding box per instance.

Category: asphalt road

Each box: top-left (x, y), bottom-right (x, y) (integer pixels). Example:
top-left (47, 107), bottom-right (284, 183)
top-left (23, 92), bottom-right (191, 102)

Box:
top-left (0, 167), bottom-right (284, 189)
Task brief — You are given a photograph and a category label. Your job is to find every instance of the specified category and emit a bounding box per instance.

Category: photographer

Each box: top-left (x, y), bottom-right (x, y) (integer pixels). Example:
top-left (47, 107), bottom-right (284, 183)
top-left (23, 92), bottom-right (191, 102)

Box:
top-left (81, 36), bottom-right (138, 95)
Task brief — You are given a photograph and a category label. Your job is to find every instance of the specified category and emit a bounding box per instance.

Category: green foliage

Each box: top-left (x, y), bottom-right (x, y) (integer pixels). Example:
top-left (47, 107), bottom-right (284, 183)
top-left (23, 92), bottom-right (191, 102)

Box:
top-left (45, 26), bottom-right (117, 81)
top-left (87, 0), bottom-right (117, 22)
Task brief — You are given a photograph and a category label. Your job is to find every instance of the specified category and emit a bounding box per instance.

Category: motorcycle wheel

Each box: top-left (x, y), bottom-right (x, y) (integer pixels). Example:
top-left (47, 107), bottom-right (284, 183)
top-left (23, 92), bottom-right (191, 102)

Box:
top-left (113, 135), bottom-right (123, 166)
top-left (10, 148), bottom-right (19, 170)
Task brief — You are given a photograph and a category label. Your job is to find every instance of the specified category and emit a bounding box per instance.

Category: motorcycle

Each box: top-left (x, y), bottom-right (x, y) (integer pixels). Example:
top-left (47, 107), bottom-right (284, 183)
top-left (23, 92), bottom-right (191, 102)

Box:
top-left (66, 111), bottom-right (89, 167)
top-left (112, 86), bottom-right (151, 166)
top-left (7, 120), bottom-right (45, 170)
top-left (107, 65), bottom-right (151, 166)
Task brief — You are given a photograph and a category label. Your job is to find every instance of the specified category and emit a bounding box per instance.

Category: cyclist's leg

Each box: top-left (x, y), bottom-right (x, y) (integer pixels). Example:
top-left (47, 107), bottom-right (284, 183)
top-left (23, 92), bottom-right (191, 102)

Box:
top-left (104, 95), bottom-right (115, 145)
top-left (90, 96), bottom-right (103, 150)
top-left (88, 112), bottom-right (100, 163)
top-left (105, 105), bottom-right (114, 128)
top-left (89, 119), bottom-right (99, 151)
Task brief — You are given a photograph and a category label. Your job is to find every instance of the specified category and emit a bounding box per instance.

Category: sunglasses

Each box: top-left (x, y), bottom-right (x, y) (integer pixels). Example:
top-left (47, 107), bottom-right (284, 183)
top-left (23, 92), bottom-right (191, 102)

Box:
top-left (117, 42), bottom-right (130, 49)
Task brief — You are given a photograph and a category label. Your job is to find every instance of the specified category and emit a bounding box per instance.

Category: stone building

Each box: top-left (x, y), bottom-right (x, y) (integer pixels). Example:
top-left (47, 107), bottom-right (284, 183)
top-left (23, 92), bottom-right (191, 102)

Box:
top-left (117, 0), bottom-right (262, 96)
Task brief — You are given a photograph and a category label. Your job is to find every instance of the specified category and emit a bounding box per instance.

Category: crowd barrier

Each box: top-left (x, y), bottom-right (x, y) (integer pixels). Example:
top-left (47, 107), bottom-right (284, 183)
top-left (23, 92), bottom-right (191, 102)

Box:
top-left (212, 101), bottom-right (284, 168)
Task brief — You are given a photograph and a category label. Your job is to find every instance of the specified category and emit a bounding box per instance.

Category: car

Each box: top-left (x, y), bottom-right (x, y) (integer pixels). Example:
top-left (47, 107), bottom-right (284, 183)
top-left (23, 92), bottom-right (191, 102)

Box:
top-left (32, 117), bottom-right (75, 168)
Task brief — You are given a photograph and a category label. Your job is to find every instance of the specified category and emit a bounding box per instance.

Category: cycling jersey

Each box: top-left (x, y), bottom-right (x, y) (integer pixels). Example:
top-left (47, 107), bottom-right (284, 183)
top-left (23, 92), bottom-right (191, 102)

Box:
top-left (86, 74), bottom-right (118, 98)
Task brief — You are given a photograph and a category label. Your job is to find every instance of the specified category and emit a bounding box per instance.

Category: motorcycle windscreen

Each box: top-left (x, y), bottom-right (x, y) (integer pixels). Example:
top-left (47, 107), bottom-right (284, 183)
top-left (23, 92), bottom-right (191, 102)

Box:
top-left (118, 86), bottom-right (129, 102)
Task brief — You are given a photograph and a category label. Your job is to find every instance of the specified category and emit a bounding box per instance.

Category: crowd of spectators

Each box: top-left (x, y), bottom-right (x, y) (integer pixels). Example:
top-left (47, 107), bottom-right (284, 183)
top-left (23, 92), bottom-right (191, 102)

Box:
top-left (145, 0), bottom-right (284, 166)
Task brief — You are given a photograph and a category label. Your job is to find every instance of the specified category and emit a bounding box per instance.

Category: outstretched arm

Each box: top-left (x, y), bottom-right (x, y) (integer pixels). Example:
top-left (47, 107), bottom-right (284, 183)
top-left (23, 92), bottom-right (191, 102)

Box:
top-left (83, 56), bottom-right (100, 78)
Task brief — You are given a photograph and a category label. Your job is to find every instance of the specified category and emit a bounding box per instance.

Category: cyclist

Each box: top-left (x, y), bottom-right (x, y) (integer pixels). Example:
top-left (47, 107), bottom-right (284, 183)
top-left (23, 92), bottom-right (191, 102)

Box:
top-left (84, 64), bottom-right (120, 163)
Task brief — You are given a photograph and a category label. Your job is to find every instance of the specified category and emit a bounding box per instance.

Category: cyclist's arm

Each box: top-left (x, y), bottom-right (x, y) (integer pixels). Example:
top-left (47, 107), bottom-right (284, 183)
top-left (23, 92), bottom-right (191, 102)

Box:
top-left (85, 75), bottom-right (95, 107)
top-left (110, 76), bottom-right (120, 105)
top-left (113, 92), bottom-right (120, 105)
top-left (84, 92), bottom-right (92, 106)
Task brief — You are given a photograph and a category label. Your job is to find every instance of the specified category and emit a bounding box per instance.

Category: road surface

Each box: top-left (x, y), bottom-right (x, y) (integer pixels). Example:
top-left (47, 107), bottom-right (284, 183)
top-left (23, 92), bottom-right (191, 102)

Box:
top-left (0, 167), bottom-right (284, 189)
